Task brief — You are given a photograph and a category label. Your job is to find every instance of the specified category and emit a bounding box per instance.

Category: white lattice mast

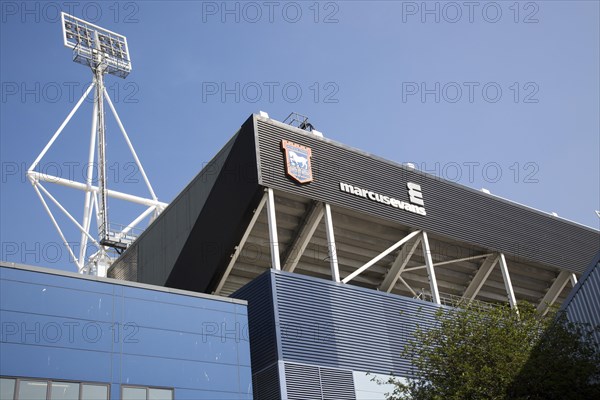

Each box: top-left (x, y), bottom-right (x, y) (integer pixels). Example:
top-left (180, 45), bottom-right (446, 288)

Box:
top-left (27, 13), bottom-right (167, 277)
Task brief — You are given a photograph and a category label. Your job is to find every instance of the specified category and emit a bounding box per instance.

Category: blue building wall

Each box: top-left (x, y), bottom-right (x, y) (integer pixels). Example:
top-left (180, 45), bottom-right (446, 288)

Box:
top-left (0, 263), bottom-right (252, 400)
top-left (233, 270), bottom-right (441, 400)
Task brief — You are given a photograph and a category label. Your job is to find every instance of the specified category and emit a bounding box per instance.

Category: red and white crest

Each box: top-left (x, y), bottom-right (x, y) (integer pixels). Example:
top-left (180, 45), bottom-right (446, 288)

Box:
top-left (281, 139), bottom-right (313, 184)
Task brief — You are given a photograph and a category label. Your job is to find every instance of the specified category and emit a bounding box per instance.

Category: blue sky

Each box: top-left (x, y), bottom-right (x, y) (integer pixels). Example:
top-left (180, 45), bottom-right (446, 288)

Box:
top-left (1, 1), bottom-right (599, 272)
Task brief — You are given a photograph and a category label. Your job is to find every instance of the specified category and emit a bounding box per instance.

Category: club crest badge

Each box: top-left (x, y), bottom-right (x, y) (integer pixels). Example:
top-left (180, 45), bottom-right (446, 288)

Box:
top-left (281, 139), bottom-right (313, 184)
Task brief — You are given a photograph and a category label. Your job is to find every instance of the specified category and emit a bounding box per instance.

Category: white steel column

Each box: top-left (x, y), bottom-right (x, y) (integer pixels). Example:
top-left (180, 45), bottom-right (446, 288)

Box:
top-left (421, 231), bottom-right (441, 305)
top-left (498, 253), bottom-right (518, 309)
top-left (79, 97), bottom-right (99, 268)
top-left (266, 188), bottom-right (281, 270)
top-left (570, 273), bottom-right (578, 287)
top-left (94, 69), bottom-right (109, 243)
top-left (323, 203), bottom-right (340, 282)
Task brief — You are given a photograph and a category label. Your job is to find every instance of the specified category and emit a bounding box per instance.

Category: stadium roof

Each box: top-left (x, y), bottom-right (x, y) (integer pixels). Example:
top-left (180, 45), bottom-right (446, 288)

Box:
top-left (109, 113), bottom-right (600, 312)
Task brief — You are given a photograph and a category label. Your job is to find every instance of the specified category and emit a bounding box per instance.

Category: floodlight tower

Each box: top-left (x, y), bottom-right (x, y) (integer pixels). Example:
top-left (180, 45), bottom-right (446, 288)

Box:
top-left (27, 13), bottom-right (167, 277)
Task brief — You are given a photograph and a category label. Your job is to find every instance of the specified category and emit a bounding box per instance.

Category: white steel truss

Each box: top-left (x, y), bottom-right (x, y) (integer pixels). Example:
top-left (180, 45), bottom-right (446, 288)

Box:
top-left (342, 230), bottom-right (440, 305)
top-left (458, 253), bottom-right (518, 309)
top-left (537, 270), bottom-right (576, 315)
top-left (265, 196), bottom-right (341, 282)
top-left (27, 80), bottom-right (166, 276)
top-left (462, 254), bottom-right (500, 301)
top-left (342, 230), bottom-right (422, 284)
top-left (403, 253), bottom-right (493, 273)
top-left (282, 201), bottom-right (324, 272)
top-left (236, 191), bottom-right (575, 311)
top-left (379, 233), bottom-right (422, 293)
top-left (213, 193), bottom-right (267, 295)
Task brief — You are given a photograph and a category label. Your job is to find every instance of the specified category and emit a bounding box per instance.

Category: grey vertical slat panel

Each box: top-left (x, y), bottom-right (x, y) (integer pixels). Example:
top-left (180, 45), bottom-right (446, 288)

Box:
top-left (283, 362), bottom-right (356, 400)
top-left (283, 362), bottom-right (358, 400)
top-left (233, 272), bottom-right (279, 373)
top-left (562, 252), bottom-right (600, 345)
top-left (252, 362), bottom-right (281, 400)
top-left (255, 118), bottom-right (599, 274)
top-left (272, 271), bottom-right (440, 377)
top-left (109, 243), bottom-right (137, 281)
top-left (284, 363), bottom-right (322, 400)
top-left (320, 367), bottom-right (356, 400)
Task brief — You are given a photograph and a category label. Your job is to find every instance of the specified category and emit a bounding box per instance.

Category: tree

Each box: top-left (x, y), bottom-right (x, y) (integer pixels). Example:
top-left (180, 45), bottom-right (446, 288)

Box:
top-left (385, 302), bottom-right (600, 400)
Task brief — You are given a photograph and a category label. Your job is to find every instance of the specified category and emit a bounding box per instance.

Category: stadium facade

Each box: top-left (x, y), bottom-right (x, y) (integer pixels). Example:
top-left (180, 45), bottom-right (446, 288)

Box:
top-left (107, 112), bottom-right (599, 399)
top-left (2, 113), bottom-right (599, 399)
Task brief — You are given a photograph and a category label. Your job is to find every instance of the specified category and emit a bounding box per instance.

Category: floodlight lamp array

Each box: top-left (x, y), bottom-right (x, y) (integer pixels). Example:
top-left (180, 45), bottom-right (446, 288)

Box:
top-left (62, 12), bottom-right (132, 78)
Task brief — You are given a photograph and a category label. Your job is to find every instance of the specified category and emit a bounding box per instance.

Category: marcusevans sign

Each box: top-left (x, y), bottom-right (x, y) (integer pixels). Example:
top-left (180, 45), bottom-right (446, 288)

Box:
top-left (339, 182), bottom-right (427, 216)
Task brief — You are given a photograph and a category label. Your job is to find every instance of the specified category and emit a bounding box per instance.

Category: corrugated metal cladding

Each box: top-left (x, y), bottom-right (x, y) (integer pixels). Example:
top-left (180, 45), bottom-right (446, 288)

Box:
top-left (108, 131), bottom-right (239, 285)
top-left (284, 363), bottom-right (322, 400)
top-left (233, 269), bottom-right (441, 399)
top-left (284, 362), bottom-right (356, 400)
top-left (562, 252), bottom-right (600, 345)
top-left (109, 117), bottom-right (264, 292)
top-left (233, 272), bottom-right (280, 373)
top-left (254, 116), bottom-right (599, 274)
top-left (252, 363), bottom-right (281, 400)
top-left (233, 273), bottom-right (282, 400)
top-left (232, 270), bottom-right (438, 400)
top-left (108, 244), bottom-right (137, 281)
top-left (272, 271), bottom-right (439, 377)
top-left (319, 366), bottom-right (357, 400)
